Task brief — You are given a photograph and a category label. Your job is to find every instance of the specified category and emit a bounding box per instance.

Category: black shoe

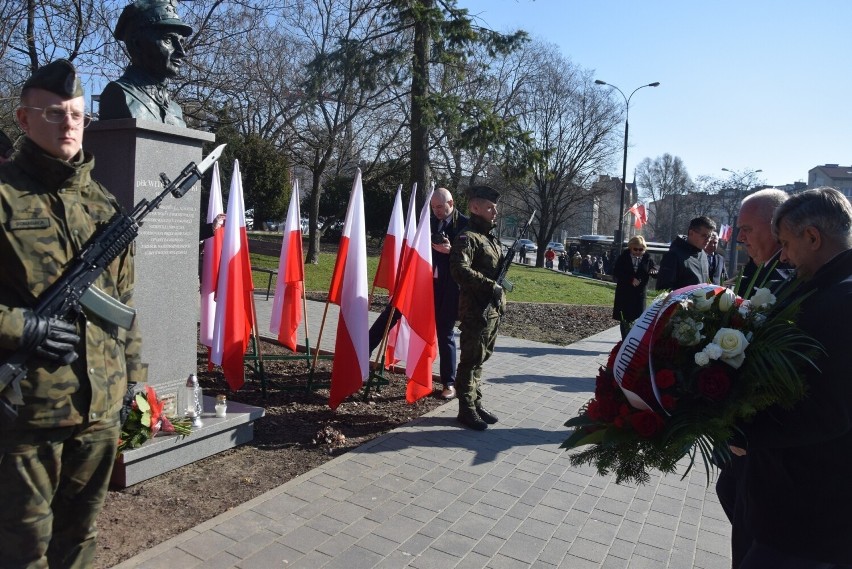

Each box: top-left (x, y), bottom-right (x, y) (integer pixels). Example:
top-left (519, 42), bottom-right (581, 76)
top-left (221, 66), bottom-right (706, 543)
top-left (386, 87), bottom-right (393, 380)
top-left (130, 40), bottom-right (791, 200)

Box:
top-left (457, 408), bottom-right (488, 431)
top-left (476, 406), bottom-right (498, 424)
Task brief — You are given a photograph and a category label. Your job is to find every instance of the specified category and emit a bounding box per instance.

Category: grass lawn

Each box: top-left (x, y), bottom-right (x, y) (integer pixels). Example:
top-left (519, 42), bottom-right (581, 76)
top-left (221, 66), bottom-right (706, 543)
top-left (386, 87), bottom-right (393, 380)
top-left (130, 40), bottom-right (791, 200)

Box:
top-left (249, 250), bottom-right (623, 306)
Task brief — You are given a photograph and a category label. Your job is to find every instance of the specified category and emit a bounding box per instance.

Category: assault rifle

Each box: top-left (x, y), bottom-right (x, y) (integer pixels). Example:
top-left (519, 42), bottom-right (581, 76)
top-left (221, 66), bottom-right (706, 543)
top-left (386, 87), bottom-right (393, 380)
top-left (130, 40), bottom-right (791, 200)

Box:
top-left (0, 144), bottom-right (226, 425)
top-left (486, 210), bottom-right (535, 314)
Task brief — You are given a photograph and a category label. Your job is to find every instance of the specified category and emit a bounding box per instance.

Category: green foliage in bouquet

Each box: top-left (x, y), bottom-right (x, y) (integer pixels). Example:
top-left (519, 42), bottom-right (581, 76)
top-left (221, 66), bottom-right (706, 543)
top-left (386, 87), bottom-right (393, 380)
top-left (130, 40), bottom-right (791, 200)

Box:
top-left (118, 385), bottom-right (193, 454)
top-left (563, 281), bottom-right (822, 486)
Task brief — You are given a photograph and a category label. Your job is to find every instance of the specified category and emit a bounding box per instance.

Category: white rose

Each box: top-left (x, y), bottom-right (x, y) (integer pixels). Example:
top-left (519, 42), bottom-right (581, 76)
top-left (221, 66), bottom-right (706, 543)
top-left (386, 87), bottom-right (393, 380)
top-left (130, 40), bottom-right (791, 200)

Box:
top-left (712, 327), bottom-right (750, 369)
top-left (691, 290), bottom-right (714, 312)
top-left (703, 343), bottom-right (723, 360)
top-left (694, 351), bottom-right (710, 366)
top-left (750, 287), bottom-right (776, 308)
top-left (717, 289), bottom-right (737, 313)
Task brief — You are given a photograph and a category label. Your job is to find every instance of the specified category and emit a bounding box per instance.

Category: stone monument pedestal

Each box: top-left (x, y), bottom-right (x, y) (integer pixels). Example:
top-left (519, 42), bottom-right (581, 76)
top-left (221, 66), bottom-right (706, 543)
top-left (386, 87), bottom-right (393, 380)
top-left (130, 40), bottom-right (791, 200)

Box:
top-left (86, 119), bottom-right (213, 415)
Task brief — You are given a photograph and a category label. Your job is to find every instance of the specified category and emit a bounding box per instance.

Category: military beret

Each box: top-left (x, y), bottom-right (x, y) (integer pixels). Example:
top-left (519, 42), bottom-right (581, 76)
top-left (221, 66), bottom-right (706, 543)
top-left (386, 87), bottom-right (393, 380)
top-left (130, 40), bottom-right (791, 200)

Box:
top-left (114, 0), bottom-right (193, 42)
top-left (22, 59), bottom-right (84, 99)
top-left (466, 185), bottom-right (500, 203)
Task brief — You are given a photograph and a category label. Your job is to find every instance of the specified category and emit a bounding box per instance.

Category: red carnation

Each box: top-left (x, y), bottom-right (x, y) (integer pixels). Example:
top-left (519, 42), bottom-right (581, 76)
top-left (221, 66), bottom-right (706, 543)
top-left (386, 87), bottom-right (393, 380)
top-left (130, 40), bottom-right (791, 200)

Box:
top-left (606, 343), bottom-right (622, 371)
top-left (697, 365), bottom-right (731, 401)
top-left (629, 410), bottom-right (665, 438)
top-left (655, 369), bottom-right (676, 389)
top-left (660, 394), bottom-right (677, 410)
top-left (652, 336), bottom-right (679, 361)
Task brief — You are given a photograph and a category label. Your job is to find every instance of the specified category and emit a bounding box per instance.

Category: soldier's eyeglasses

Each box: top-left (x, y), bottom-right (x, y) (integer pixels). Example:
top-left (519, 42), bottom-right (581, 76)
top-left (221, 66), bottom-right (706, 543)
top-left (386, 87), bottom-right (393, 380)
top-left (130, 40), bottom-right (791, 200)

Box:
top-left (21, 106), bottom-right (92, 127)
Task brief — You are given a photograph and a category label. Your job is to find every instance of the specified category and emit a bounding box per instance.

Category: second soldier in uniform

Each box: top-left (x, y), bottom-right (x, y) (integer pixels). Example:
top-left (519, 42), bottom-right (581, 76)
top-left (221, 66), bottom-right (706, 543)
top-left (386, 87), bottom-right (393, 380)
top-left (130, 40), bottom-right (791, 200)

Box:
top-left (449, 186), bottom-right (504, 430)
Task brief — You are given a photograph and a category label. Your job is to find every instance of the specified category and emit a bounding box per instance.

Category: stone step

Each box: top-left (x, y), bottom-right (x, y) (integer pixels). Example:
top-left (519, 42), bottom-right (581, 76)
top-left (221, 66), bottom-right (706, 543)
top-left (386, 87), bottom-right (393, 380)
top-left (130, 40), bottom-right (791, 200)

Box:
top-left (110, 396), bottom-right (265, 488)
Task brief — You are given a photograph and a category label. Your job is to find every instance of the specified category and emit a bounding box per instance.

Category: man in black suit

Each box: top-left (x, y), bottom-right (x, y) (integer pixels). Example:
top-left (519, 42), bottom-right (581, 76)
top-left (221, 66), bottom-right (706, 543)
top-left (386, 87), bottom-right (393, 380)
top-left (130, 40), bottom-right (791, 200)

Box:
top-left (718, 188), bottom-right (790, 568)
top-left (430, 188), bottom-right (468, 399)
top-left (704, 231), bottom-right (728, 285)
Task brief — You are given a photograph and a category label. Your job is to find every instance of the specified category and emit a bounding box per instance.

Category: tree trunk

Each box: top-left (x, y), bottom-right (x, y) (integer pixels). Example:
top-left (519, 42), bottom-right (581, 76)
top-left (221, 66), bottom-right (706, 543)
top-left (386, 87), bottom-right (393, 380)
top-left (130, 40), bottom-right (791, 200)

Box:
top-left (410, 0), bottom-right (432, 204)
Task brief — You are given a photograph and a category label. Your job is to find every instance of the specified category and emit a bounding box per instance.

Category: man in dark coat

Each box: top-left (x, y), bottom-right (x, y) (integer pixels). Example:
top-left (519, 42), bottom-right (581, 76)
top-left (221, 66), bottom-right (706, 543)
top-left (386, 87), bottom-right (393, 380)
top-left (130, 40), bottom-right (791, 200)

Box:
top-left (738, 187), bottom-right (852, 567)
top-left (429, 188), bottom-right (468, 399)
top-left (655, 216), bottom-right (715, 290)
top-left (716, 188), bottom-right (790, 568)
top-left (704, 231), bottom-right (728, 285)
top-left (612, 236), bottom-right (657, 339)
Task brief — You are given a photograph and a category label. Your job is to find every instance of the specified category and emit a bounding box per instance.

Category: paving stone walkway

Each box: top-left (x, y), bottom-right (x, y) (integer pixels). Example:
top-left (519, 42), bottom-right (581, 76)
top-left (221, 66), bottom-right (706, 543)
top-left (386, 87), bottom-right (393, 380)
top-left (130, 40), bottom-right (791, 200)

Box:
top-left (114, 297), bottom-right (731, 568)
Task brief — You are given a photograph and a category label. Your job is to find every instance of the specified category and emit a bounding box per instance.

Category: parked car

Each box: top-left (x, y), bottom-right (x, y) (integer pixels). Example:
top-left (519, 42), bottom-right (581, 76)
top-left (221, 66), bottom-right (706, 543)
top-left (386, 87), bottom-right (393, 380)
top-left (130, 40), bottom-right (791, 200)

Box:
top-left (546, 241), bottom-right (566, 253)
top-left (516, 238), bottom-right (538, 253)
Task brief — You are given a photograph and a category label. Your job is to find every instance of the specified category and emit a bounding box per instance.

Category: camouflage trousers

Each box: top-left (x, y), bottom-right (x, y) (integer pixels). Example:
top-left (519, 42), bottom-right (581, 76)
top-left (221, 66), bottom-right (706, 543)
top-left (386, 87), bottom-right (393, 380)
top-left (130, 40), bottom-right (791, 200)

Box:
top-left (455, 308), bottom-right (500, 412)
top-left (0, 419), bottom-right (120, 569)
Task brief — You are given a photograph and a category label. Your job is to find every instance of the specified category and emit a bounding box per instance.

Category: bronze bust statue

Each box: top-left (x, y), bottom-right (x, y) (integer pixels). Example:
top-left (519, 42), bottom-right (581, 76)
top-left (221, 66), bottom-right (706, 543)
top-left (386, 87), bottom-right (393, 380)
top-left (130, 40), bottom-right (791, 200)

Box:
top-left (99, 0), bottom-right (193, 126)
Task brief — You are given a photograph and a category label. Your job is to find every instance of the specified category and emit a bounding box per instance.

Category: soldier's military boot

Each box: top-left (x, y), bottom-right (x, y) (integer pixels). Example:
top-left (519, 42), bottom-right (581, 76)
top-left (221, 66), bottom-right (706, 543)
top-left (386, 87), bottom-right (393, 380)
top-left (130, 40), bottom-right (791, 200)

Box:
top-left (475, 405), bottom-right (498, 425)
top-left (457, 406), bottom-right (488, 431)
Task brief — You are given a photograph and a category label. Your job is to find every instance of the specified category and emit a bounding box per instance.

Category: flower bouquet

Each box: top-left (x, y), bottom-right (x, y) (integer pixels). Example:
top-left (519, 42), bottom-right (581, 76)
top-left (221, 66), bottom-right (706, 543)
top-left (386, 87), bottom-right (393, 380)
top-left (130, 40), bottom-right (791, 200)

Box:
top-left (118, 385), bottom-right (193, 453)
top-left (563, 283), bottom-right (821, 485)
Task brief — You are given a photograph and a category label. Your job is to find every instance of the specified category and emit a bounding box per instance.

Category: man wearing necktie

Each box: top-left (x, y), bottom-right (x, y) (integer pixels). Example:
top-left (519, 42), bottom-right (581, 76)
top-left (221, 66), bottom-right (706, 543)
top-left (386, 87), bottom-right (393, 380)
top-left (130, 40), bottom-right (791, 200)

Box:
top-left (705, 231), bottom-right (727, 285)
top-left (430, 188), bottom-right (468, 399)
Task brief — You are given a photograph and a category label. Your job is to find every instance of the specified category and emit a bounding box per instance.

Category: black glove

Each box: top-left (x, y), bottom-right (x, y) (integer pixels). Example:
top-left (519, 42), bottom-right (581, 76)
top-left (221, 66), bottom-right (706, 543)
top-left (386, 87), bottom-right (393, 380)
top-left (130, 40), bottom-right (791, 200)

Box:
top-left (19, 310), bottom-right (80, 364)
top-left (492, 283), bottom-right (504, 305)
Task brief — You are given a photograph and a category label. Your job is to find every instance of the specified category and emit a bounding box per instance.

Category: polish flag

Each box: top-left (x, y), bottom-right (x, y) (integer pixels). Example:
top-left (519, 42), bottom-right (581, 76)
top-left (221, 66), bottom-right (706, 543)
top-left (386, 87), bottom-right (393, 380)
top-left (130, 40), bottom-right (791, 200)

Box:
top-left (270, 180), bottom-right (304, 351)
top-left (200, 161), bottom-right (224, 360)
top-left (211, 160), bottom-right (255, 391)
top-left (372, 185), bottom-right (404, 294)
top-left (328, 170), bottom-right (369, 409)
top-left (392, 190), bottom-right (437, 403)
top-left (384, 185), bottom-right (418, 367)
top-left (628, 202), bottom-right (647, 229)
top-left (719, 224), bottom-right (733, 241)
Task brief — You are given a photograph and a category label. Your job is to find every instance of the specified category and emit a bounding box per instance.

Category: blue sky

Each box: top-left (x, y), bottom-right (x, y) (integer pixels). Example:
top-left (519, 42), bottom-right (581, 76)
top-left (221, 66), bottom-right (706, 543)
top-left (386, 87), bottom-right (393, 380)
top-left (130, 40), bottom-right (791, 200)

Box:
top-left (459, 0), bottom-right (851, 187)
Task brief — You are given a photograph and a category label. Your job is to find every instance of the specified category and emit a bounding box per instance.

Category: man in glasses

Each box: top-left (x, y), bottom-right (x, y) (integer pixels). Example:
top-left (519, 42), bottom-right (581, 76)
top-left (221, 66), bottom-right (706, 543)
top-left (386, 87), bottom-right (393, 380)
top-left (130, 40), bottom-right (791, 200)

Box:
top-left (656, 215), bottom-right (716, 291)
top-left (0, 59), bottom-right (146, 567)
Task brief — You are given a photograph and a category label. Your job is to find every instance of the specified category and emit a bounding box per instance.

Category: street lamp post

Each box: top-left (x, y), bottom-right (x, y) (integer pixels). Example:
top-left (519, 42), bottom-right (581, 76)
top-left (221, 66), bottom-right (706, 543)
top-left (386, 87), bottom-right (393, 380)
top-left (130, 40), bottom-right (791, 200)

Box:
top-left (721, 167), bottom-right (763, 271)
top-left (595, 79), bottom-right (660, 252)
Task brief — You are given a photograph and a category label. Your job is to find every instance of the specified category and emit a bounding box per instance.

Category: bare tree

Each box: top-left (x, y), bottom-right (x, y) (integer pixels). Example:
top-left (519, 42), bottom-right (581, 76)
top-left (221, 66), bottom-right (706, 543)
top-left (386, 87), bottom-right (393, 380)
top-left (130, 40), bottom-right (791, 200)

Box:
top-left (498, 41), bottom-right (621, 265)
top-left (635, 153), bottom-right (694, 242)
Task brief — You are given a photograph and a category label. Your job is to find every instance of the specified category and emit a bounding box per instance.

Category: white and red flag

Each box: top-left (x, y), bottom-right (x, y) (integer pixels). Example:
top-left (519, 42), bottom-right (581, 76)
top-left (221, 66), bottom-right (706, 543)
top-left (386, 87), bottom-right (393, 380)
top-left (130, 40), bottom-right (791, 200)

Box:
top-left (628, 202), bottom-right (647, 229)
top-left (328, 170), bottom-right (370, 410)
top-left (384, 185), bottom-right (418, 367)
top-left (372, 184), bottom-right (404, 294)
top-left (392, 189), bottom-right (437, 403)
top-left (200, 161), bottom-right (224, 361)
top-left (719, 224), bottom-right (733, 241)
top-left (270, 180), bottom-right (304, 352)
top-left (211, 160), bottom-right (255, 391)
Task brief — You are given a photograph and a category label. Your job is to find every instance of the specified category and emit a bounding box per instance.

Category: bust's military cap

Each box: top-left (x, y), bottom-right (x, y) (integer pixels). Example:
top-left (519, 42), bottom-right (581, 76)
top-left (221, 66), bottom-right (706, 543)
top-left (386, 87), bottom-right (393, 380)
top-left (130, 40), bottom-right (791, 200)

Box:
top-left (22, 59), bottom-right (84, 99)
top-left (114, 0), bottom-right (193, 42)
top-left (466, 185), bottom-right (500, 203)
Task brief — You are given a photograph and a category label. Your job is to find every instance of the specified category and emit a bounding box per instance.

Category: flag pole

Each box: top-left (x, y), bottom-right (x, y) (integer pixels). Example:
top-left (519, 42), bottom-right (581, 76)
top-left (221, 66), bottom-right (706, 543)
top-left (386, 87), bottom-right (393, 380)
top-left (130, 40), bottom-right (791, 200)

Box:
top-left (311, 299), bottom-right (331, 372)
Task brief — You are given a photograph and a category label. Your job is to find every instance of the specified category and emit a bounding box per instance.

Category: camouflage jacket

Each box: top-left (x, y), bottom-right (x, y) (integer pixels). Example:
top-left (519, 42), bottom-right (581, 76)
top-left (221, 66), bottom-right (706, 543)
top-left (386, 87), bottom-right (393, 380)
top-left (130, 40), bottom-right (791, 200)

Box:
top-left (449, 214), bottom-right (505, 318)
top-left (0, 137), bottom-right (145, 429)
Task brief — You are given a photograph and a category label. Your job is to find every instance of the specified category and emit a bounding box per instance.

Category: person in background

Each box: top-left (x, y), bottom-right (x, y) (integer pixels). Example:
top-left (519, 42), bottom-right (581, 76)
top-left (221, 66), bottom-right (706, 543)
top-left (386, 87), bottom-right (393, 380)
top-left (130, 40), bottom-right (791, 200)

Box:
top-left (716, 188), bottom-right (789, 569)
top-left (0, 59), bottom-right (146, 568)
top-left (705, 231), bottom-right (728, 285)
top-left (450, 185), bottom-right (504, 431)
top-left (429, 187), bottom-right (468, 400)
top-left (656, 216), bottom-right (716, 290)
top-left (738, 187), bottom-right (852, 568)
top-left (612, 236), bottom-right (658, 339)
top-left (572, 251), bottom-right (582, 273)
top-left (544, 247), bottom-right (555, 269)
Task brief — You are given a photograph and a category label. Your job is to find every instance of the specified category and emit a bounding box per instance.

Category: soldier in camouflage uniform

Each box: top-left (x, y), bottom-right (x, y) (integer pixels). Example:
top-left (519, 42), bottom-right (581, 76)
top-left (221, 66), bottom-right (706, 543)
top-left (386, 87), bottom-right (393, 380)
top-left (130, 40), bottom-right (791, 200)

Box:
top-left (449, 186), bottom-right (505, 431)
top-left (0, 59), bottom-right (146, 568)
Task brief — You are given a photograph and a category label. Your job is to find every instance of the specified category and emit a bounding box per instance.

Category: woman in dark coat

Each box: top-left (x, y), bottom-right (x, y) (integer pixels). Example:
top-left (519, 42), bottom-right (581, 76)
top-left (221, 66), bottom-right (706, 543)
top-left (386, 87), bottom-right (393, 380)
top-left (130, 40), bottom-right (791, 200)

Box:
top-left (612, 236), bottom-right (658, 339)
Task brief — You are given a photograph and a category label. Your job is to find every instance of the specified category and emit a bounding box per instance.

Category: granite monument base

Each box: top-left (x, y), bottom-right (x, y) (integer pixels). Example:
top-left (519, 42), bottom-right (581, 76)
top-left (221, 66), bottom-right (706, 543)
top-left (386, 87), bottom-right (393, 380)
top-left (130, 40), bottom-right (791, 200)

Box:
top-left (85, 119), bottom-right (215, 414)
top-left (111, 396), bottom-right (265, 488)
